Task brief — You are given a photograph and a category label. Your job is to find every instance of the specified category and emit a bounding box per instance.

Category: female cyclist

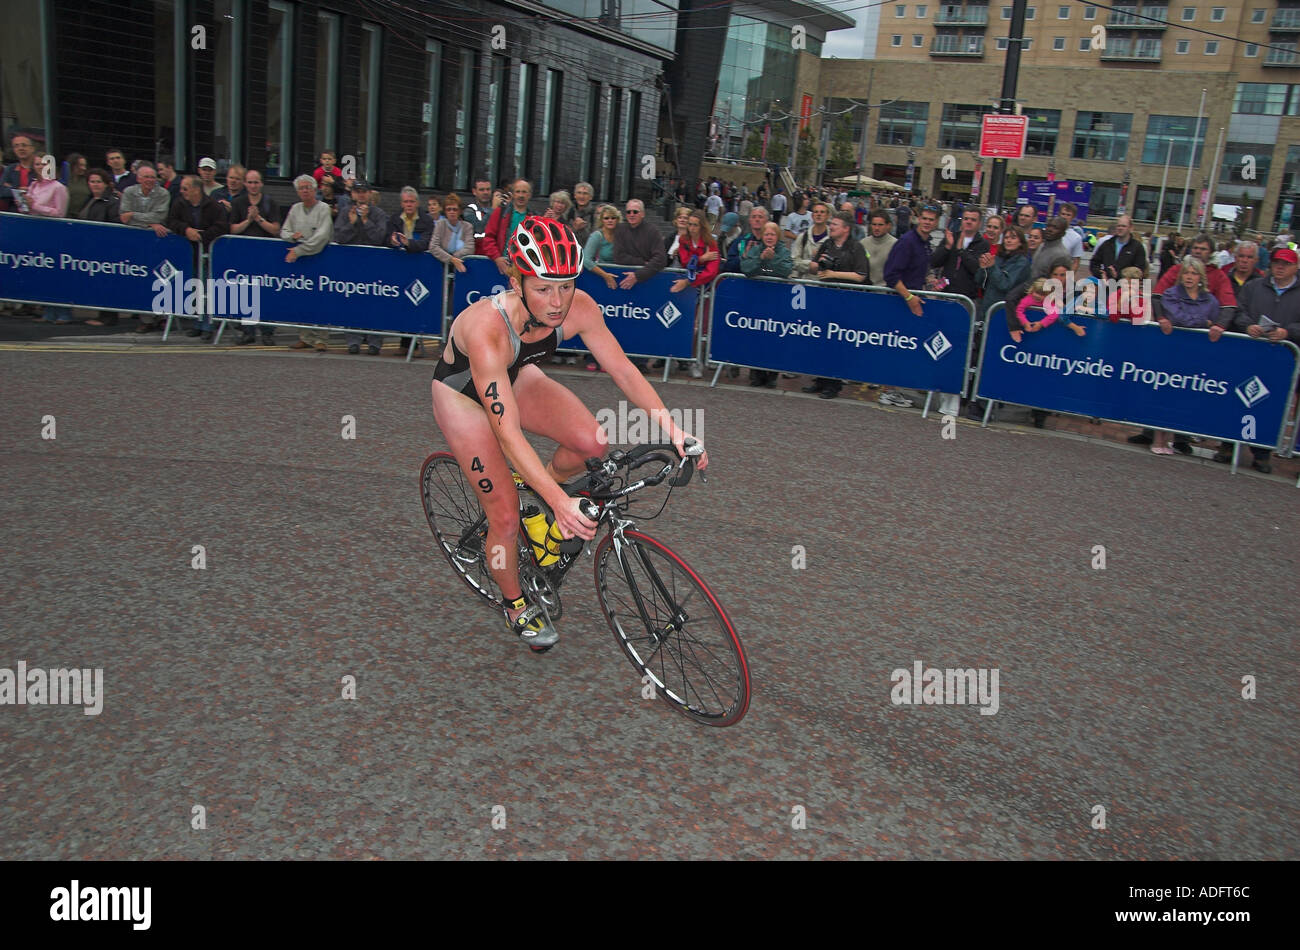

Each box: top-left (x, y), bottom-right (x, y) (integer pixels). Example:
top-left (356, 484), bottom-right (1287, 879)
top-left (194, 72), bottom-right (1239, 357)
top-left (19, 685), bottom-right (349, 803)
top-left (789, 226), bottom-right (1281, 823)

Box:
top-left (431, 216), bottom-right (707, 650)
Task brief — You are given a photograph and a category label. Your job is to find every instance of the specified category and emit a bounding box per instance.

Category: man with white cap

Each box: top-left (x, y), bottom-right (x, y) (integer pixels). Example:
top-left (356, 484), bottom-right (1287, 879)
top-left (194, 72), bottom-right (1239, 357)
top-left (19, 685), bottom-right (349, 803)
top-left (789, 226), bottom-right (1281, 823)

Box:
top-left (197, 157), bottom-right (221, 196)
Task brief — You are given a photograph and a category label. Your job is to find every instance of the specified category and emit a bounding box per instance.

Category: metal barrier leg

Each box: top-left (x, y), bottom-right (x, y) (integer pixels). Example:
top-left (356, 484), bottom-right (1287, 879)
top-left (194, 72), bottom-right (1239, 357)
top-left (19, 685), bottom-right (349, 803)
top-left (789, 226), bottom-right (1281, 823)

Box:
top-left (213, 318), bottom-right (227, 345)
top-left (709, 363), bottom-right (725, 388)
top-left (162, 314), bottom-right (173, 341)
top-left (662, 361), bottom-right (671, 383)
top-left (405, 336), bottom-right (416, 363)
top-left (1230, 441), bottom-right (1240, 475)
top-left (922, 391), bottom-right (934, 419)
top-left (980, 400), bottom-right (993, 428)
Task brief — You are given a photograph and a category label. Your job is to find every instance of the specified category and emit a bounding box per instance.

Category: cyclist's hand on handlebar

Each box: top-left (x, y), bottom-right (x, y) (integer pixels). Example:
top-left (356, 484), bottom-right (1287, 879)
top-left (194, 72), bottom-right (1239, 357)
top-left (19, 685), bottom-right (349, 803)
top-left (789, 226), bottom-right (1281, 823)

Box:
top-left (554, 495), bottom-right (598, 542)
top-left (674, 433), bottom-right (707, 471)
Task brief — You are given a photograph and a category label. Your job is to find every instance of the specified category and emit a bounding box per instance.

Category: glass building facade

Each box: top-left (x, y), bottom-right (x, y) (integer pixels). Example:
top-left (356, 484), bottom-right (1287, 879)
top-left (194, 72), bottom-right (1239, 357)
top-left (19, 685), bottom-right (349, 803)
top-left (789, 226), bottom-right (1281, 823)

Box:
top-left (713, 14), bottom-right (822, 161)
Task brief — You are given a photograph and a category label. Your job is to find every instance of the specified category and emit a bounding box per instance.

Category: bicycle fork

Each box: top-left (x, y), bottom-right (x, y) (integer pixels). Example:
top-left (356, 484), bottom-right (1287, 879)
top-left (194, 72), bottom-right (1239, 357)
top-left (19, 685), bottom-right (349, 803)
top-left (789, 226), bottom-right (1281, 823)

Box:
top-left (611, 530), bottom-right (688, 649)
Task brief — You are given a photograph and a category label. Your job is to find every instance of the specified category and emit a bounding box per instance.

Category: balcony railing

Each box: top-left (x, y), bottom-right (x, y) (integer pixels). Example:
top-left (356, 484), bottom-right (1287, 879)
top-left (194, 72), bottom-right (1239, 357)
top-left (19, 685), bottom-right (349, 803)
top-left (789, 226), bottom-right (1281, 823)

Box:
top-left (931, 35), bottom-right (985, 55)
top-left (1100, 41), bottom-right (1163, 60)
top-left (1107, 6), bottom-right (1168, 28)
top-left (1264, 44), bottom-right (1300, 66)
top-left (1270, 9), bottom-right (1300, 31)
top-left (935, 5), bottom-right (990, 25)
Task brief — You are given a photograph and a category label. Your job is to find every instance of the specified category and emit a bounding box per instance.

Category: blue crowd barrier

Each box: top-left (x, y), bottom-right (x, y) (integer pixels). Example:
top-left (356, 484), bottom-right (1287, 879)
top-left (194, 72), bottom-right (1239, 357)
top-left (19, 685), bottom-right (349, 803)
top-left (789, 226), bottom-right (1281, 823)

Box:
top-left (209, 234), bottom-right (445, 336)
top-left (0, 212), bottom-right (194, 315)
top-left (706, 273), bottom-right (975, 396)
top-left (449, 256), bottom-right (699, 360)
top-left (976, 303), bottom-right (1300, 450)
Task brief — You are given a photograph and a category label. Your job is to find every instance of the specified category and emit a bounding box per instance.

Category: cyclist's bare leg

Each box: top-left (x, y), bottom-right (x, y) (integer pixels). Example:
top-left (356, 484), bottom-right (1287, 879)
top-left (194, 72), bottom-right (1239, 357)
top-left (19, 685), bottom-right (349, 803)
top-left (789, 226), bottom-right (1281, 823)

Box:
top-left (513, 364), bottom-right (607, 482)
top-left (431, 380), bottom-right (527, 616)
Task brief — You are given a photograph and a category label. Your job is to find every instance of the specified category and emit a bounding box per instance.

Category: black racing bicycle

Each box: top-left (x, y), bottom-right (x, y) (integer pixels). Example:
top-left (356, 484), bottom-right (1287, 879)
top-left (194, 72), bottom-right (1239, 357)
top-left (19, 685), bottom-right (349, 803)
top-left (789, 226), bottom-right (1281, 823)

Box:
top-left (420, 440), bottom-right (751, 727)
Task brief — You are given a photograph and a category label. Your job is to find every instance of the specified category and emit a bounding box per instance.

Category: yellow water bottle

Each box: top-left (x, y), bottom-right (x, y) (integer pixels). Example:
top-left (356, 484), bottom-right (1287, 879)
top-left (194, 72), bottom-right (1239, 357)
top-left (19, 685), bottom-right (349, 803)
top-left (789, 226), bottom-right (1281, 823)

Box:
top-left (521, 505), bottom-right (564, 566)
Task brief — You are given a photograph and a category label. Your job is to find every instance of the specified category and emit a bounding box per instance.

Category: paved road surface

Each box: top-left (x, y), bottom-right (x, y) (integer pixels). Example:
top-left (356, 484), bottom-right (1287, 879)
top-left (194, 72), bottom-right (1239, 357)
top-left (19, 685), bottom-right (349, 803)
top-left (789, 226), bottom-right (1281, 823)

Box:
top-left (1, 342), bottom-right (1296, 859)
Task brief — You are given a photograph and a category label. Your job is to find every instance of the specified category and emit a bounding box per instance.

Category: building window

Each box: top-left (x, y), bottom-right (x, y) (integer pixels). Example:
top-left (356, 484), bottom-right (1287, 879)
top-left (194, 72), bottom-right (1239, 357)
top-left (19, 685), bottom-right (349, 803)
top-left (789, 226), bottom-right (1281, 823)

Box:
top-left (917, 4), bottom-right (928, 16)
top-left (1024, 108), bottom-right (1061, 155)
top-left (876, 100), bottom-right (929, 147)
top-left (1134, 185), bottom-right (1193, 224)
top-left (1176, 39), bottom-right (1189, 53)
top-left (1181, 6), bottom-right (1195, 20)
top-left (1221, 143), bottom-right (1273, 185)
top-left (914, 34), bottom-right (924, 46)
top-left (939, 103), bottom-right (993, 150)
top-left (1053, 36), bottom-right (1065, 50)
top-left (1026, 6), bottom-right (1036, 19)
top-left (152, 0), bottom-right (179, 168)
top-left (1078, 36), bottom-right (1090, 51)
top-left (514, 62), bottom-right (535, 183)
top-left (604, 86), bottom-right (621, 199)
top-left (1205, 41), bottom-right (1218, 54)
top-left (1251, 8), bottom-right (1266, 23)
top-left (357, 23), bottom-right (381, 179)
top-left (315, 12), bottom-right (339, 160)
top-left (1142, 114), bottom-right (1208, 166)
top-left (892, 34), bottom-right (903, 45)
top-left (1084, 6), bottom-right (1096, 18)
top-left (581, 81), bottom-right (600, 188)
top-left (1210, 7), bottom-right (1225, 21)
top-left (1072, 110), bottom-right (1132, 162)
top-left (996, 36), bottom-right (1009, 49)
top-left (419, 41), bottom-right (440, 188)
top-left (1233, 82), bottom-right (1289, 115)
top-left (1001, 5), bottom-right (1011, 18)
top-left (453, 50), bottom-right (474, 188)
top-left (1058, 5), bottom-right (1069, 17)
top-left (538, 69), bottom-right (560, 195)
top-left (896, 5), bottom-right (906, 16)
top-left (622, 90), bottom-right (640, 201)
top-left (484, 55), bottom-right (508, 187)
top-left (1, 0), bottom-right (49, 154)
top-left (1023, 36), bottom-right (1033, 49)
top-left (1245, 43), bottom-right (1259, 57)
top-left (266, 1), bottom-right (293, 178)
top-left (213, 0), bottom-right (245, 163)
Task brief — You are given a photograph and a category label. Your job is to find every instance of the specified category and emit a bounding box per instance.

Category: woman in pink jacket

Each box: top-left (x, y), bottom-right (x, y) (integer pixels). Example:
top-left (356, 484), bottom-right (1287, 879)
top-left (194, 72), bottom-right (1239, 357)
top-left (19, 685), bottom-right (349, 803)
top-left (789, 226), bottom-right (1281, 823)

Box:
top-left (26, 159), bottom-right (75, 323)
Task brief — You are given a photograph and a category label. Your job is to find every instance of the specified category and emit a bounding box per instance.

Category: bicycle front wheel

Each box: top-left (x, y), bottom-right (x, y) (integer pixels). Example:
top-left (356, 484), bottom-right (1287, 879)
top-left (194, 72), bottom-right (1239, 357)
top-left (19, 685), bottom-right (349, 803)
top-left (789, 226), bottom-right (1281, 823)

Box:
top-left (420, 451), bottom-right (505, 612)
top-left (594, 530), bottom-right (750, 726)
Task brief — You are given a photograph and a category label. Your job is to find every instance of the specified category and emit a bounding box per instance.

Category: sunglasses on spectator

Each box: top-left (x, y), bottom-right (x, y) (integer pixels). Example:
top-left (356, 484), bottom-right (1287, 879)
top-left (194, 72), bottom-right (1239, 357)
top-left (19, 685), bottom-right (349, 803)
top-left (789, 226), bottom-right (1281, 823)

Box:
top-left (625, 208), bottom-right (642, 214)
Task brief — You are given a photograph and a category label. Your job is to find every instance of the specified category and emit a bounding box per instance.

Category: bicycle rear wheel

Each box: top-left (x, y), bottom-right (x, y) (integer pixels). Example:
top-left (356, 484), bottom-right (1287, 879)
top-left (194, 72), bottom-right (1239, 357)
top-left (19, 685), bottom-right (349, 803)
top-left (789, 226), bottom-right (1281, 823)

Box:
top-left (594, 530), bottom-right (750, 726)
top-left (420, 451), bottom-right (505, 611)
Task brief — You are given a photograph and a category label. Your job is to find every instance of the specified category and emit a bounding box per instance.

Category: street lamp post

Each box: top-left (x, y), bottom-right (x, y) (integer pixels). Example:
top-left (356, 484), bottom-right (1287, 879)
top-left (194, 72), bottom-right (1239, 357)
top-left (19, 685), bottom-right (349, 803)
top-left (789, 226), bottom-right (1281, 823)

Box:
top-left (1119, 169), bottom-right (1131, 216)
top-left (906, 148), bottom-right (916, 192)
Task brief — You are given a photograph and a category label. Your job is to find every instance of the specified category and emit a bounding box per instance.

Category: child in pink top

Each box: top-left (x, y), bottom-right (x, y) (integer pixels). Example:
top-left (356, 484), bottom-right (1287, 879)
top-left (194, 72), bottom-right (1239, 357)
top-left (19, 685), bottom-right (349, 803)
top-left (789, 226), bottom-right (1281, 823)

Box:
top-left (1015, 277), bottom-right (1061, 332)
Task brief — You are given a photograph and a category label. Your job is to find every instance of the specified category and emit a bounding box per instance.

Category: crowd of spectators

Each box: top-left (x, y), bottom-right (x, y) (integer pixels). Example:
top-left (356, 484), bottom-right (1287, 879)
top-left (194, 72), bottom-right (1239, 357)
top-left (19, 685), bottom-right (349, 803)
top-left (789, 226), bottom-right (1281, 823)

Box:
top-left (4, 132), bottom-right (1298, 472)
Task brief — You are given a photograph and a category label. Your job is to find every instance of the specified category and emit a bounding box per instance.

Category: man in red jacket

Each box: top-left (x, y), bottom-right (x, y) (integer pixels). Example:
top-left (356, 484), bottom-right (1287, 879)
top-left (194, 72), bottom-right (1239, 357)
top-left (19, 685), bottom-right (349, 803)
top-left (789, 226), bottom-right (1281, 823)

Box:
top-left (479, 179), bottom-right (534, 276)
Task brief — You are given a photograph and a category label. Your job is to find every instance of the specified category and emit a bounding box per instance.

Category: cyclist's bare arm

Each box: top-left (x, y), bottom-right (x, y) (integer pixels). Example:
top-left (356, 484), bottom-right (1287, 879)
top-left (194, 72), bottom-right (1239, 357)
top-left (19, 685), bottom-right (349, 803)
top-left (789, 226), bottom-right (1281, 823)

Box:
top-left (462, 318), bottom-right (596, 539)
top-left (565, 294), bottom-right (709, 469)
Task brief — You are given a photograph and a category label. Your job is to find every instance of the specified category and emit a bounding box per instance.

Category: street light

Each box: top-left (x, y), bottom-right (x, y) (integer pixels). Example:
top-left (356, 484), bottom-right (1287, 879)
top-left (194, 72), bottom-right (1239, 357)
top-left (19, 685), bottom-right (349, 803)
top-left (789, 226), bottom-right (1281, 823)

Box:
top-left (1120, 169), bottom-right (1131, 216)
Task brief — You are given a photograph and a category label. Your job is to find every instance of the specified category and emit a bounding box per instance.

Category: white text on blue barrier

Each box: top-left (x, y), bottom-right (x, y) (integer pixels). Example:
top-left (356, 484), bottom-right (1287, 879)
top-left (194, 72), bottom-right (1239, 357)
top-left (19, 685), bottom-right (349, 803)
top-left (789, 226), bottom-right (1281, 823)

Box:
top-left (998, 345), bottom-right (1231, 395)
top-left (723, 310), bottom-right (920, 349)
top-left (1, 250), bottom-right (149, 278)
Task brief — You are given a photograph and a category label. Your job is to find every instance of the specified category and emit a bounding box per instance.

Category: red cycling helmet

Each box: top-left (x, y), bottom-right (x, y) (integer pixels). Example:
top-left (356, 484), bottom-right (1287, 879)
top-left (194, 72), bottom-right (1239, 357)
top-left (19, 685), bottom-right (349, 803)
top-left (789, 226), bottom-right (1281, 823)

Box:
top-left (508, 216), bottom-right (584, 281)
